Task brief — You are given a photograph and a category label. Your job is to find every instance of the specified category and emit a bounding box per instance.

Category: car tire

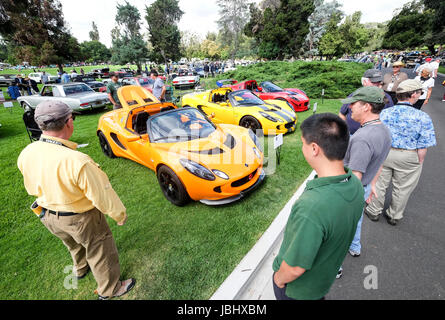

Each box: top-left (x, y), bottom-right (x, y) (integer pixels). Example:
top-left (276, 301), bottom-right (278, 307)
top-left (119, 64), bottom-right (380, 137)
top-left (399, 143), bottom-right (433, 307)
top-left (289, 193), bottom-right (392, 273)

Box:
top-left (98, 131), bottom-right (116, 158)
top-left (157, 165), bottom-right (190, 206)
top-left (240, 116), bottom-right (262, 134)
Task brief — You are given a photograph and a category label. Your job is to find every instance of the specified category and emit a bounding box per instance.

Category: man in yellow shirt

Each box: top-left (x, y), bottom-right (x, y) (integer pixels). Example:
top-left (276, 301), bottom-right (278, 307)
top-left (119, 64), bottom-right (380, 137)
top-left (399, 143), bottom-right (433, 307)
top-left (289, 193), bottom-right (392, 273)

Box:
top-left (17, 101), bottom-right (135, 300)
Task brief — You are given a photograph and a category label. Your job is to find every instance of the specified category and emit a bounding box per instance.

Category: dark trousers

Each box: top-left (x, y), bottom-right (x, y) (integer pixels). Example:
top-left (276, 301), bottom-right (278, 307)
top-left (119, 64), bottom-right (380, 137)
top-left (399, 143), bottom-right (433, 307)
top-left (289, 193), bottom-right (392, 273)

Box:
top-left (272, 273), bottom-right (325, 300)
top-left (413, 99), bottom-right (425, 110)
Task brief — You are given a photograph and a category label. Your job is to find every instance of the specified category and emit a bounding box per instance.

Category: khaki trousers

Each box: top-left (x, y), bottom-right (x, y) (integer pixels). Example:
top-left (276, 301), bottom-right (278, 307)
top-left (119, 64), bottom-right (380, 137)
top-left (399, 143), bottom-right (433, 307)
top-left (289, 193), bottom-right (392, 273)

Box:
top-left (367, 149), bottom-right (423, 220)
top-left (41, 208), bottom-right (121, 297)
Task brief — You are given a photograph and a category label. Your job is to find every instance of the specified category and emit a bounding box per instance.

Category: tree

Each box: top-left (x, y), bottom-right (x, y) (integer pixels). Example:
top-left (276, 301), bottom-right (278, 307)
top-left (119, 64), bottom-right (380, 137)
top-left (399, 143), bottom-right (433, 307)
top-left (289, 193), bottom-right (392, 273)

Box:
top-left (145, 0), bottom-right (183, 64)
top-left (382, 1), bottom-right (434, 51)
top-left (318, 11), bottom-right (344, 59)
top-left (363, 22), bottom-right (388, 52)
top-left (423, 0), bottom-right (445, 51)
top-left (180, 31), bottom-right (203, 59)
top-left (244, 0), bottom-right (315, 60)
top-left (89, 21), bottom-right (100, 41)
top-left (80, 41), bottom-right (111, 63)
top-left (304, 0), bottom-right (343, 57)
top-left (318, 11), bottom-right (369, 59)
top-left (111, 1), bottom-right (148, 72)
top-left (216, 0), bottom-right (250, 60)
top-left (338, 12), bottom-right (369, 55)
top-left (0, 0), bottom-right (80, 64)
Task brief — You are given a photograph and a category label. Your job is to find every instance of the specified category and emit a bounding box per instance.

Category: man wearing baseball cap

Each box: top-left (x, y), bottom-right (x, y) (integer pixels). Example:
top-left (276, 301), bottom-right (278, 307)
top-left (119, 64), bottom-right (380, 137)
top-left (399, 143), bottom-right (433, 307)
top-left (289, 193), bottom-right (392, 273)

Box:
top-left (335, 87), bottom-right (392, 275)
top-left (339, 69), bottom-right (394, 135)
top-left (365, 79), bottom-right (436, 226)
top-left (17, 101), bottom-right (136, 300)
top-left (383, 61), bottom-right (408, 104)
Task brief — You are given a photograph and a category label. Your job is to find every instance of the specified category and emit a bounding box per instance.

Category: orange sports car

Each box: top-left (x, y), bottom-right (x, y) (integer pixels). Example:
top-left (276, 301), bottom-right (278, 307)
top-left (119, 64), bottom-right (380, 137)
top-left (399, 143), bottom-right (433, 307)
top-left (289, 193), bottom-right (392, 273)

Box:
top-left (97, 85), bottom-right (265, 206)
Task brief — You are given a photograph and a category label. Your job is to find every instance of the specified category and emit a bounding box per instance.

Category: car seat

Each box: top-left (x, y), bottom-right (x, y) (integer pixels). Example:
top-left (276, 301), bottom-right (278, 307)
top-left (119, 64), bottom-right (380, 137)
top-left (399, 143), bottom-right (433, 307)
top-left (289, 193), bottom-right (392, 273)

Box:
top-left (133, 111), bottom-right (150, 135)
top-left (23, 110), bottom-right (42, 142)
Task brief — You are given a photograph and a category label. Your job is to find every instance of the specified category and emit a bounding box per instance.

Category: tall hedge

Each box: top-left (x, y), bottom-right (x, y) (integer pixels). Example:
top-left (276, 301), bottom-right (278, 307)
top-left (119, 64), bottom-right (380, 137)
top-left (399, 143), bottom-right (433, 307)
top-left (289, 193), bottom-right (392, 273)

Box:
top-left (219, 61), bottom-right (373, 99)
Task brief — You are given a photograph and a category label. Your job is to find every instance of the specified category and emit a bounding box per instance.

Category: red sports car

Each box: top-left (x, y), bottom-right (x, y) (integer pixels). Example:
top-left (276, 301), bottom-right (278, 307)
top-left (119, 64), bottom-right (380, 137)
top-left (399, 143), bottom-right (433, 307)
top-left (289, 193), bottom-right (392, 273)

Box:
top-left (230, 80), bottom-right (310, 112)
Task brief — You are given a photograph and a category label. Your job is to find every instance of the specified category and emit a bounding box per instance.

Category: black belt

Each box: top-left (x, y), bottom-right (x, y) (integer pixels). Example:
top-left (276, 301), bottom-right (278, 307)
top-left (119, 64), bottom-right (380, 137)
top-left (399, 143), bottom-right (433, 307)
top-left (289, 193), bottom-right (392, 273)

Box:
top-left (44, 208), bottom-right (78, 217)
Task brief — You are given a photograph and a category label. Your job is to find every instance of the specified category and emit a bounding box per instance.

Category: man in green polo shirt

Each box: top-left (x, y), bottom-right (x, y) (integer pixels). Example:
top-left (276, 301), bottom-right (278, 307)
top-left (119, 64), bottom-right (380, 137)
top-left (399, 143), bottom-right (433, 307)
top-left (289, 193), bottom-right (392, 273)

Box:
top-left (273, 113), bottom-right (364, 300)
top-left (107, 73), bottom-right (122, 110)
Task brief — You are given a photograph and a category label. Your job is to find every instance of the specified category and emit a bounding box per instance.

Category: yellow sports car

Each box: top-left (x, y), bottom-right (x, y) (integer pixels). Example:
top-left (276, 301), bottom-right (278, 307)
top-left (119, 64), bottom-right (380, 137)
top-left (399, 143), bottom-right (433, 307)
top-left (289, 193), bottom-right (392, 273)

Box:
top-left (97, 85), bottom-right (265, 206)
top-left (181, 87), bottom-right (298, 135)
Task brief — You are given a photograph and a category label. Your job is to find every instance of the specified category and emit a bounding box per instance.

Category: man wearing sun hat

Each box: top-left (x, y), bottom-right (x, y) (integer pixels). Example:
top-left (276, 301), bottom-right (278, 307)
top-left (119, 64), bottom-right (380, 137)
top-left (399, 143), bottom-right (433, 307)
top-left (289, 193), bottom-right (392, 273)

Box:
top-left (17, 100), bottom-right (136, 300)
top-left (365, 79), bottom-right (436, 226)
top-left (383, 61), bottom-right (408, 104)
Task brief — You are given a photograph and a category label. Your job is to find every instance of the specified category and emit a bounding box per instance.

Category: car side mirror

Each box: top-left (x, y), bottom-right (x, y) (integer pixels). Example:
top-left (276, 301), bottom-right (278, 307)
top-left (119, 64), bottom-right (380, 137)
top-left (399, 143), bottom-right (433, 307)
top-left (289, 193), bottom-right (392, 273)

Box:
top-left (220, 103), bottom-right (228, 107)
top-left (257, 87), bottom-right (263, 92)
top-left (126, 135), bottom-right (142, 142)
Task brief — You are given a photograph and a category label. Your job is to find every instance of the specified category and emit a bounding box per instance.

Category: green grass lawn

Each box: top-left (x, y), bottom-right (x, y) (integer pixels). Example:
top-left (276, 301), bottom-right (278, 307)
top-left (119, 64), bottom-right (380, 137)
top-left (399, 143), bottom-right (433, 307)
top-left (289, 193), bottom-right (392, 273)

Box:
top-left (0, 79), bottom-right (342, 300)
top-left (439, 66), bottom-right (445, 75)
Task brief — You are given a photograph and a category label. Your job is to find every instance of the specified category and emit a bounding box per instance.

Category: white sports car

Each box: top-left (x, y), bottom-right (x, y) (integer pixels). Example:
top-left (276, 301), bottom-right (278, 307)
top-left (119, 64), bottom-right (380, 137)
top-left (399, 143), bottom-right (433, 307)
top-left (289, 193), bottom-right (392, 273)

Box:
top-left (172, 72), bottom-right (200, 90)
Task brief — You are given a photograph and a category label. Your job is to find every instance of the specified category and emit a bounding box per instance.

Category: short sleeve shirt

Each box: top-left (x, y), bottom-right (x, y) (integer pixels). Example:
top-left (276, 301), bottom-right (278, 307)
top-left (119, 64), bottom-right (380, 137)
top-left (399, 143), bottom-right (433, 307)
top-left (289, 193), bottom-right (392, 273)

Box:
top-left (344, 123), bottom-right (392, 186)
top-left (380, 104), bottom-right (436, 150)
top-left (152, 78), bottom-right (165, 100)
top-left (272, 169), bottom-right (364, 300)
top-left (107, 81), bottom-right (122, 104)
top-left (414, 76), bottom-right (435, 100)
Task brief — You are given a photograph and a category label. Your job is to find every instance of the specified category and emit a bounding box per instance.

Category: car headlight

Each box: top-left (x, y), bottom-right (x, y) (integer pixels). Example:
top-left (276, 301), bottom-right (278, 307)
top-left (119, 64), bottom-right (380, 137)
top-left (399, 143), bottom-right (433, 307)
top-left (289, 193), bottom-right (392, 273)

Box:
top-left (249, 129), bottom-right (263, 152)
top-left (180, 159), bottom-right (215, 181)
top-left (253, 147), bottom-right (261, 159)
top-left (292, 96), bottom-right (301, 102)
top-left (259, 111), bottom-right (278, 122)
top-left (212, 169), bottom-right (229, 180)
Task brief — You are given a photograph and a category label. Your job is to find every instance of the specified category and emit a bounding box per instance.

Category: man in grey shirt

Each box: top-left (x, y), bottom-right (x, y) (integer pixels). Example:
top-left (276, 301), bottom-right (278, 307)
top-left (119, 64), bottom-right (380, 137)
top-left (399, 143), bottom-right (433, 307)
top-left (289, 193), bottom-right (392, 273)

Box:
top-left (150, 70), bottom-right (166, 102)
top-left (341, 86), bottom-right (392, 259)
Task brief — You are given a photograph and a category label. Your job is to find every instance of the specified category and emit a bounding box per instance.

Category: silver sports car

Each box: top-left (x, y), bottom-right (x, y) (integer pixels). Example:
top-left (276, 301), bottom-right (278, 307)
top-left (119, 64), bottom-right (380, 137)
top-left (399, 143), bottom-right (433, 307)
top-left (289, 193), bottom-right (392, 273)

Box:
top-left (18, 83), bottom-right (111, 112)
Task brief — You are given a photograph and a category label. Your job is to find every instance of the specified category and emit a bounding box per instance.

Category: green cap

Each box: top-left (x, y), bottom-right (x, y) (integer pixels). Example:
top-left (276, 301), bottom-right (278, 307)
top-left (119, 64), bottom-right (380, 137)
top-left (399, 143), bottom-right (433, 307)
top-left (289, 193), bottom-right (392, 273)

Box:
top-left (341, 86), bottom-right (385, 105)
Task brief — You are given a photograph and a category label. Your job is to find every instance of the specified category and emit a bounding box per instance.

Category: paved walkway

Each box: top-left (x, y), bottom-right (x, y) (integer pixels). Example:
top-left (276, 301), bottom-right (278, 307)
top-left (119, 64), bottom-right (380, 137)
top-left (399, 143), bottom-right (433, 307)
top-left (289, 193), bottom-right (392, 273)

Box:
top-left (212, 70), bottom-right (445, 300)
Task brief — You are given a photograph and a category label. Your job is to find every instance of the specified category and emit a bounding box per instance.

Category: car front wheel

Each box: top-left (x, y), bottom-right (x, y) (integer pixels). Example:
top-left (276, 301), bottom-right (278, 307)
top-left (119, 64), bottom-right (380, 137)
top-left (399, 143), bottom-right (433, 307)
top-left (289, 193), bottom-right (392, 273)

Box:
top-left (240, 116), bottom-right (262, 134)
top-left (157, 165), bottom-right (190, 206)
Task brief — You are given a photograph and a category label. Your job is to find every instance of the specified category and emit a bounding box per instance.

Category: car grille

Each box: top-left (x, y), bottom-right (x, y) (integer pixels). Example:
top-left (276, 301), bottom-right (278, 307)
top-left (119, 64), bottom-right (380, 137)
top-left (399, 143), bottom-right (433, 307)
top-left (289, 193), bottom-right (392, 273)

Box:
top-left (231, 169), bottom-right (258, 188)
top-left (285, 121), bottom-right (295, 129)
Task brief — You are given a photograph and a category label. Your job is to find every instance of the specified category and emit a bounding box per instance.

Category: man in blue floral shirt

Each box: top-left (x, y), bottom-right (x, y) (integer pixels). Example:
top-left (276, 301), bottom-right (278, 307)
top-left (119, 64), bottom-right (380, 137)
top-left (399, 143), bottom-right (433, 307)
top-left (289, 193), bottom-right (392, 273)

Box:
top-left (365, 79), bottom-right (436, 226)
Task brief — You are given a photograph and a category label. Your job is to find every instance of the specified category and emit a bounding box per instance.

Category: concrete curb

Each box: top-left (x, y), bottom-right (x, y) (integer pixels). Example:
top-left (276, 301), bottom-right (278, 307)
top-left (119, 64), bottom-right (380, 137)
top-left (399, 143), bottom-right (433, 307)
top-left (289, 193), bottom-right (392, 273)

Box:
top-left (210, 170), bottom-right (317, 300)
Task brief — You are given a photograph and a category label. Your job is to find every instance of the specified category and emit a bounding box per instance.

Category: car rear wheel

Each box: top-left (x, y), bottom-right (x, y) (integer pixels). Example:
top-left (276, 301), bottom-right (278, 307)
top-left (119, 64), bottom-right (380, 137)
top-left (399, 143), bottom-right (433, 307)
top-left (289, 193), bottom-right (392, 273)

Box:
top-left (98, 131), bottom-right (116, 158)
top-left (240, 116), bottom-right (262, 134)
top-left (157, 165), bottom-right (190, 206)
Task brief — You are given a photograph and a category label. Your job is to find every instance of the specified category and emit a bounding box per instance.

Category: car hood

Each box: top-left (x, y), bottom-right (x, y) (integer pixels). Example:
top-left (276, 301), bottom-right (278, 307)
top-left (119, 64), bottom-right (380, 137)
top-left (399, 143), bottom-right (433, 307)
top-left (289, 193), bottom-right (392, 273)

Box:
top-left (238, 102), bottom-right (297, 123)
top-left (152, 125), bottom-right (262, 175)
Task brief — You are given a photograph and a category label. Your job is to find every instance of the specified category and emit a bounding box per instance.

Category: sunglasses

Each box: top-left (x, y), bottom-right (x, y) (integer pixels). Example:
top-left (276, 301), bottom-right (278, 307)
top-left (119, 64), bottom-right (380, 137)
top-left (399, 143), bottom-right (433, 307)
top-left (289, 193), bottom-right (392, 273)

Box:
top-left (65, 114), bottom-right (76, 123)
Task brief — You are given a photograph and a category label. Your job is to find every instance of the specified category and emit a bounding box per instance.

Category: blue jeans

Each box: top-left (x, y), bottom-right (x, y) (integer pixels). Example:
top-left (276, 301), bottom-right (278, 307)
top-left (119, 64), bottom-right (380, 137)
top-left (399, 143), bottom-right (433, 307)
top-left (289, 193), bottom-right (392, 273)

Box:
top-left (349, 184), bottom-right (372, 254)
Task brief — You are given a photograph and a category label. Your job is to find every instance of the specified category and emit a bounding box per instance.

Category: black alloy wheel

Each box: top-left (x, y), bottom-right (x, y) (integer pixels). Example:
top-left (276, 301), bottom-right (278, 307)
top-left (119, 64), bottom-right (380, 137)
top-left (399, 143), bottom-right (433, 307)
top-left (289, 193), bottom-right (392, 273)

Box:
top-left (98, 131), bottom-right (116, 158)
top-left (240, 116), bottom-right (262, 134)
top-left (157, 166), bottom-right (190, 206)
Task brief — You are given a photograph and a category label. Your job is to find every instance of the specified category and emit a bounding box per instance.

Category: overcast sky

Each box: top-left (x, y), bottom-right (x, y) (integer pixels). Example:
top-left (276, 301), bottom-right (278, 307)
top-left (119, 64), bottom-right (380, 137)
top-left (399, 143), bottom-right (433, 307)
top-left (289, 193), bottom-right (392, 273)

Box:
top-left (60, 0), bottom-right (412, 47)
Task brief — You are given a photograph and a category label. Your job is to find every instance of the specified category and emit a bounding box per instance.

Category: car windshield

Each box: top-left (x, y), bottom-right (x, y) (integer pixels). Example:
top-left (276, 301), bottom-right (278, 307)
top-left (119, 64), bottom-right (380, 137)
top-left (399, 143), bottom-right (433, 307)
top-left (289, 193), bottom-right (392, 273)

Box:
top-left (229, 90), bottom-right (264, 106)
top-left (150, 109), bottom-right (216, 143)
top-left (63, 84), bottom-right (94, 95)
top-left (261, 81), bottom-right (283, 93)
